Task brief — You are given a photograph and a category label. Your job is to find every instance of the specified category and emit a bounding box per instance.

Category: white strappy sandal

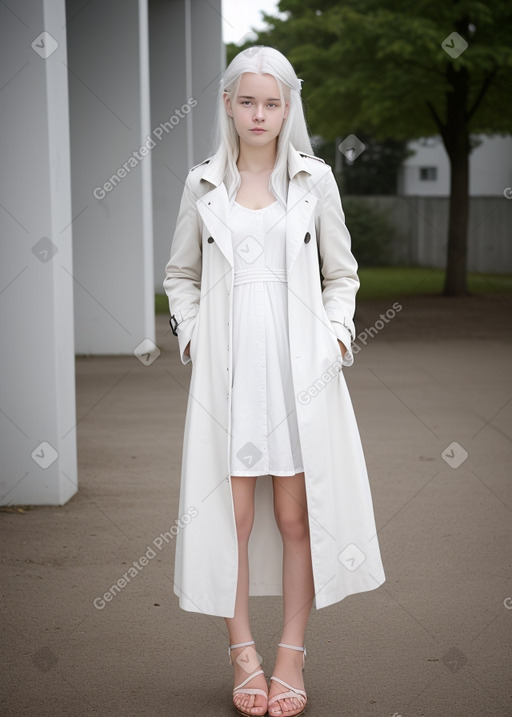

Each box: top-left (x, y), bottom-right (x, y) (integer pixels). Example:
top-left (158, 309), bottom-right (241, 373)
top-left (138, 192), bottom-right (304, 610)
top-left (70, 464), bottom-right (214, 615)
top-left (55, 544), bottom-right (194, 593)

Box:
top-left (228, 640), bottom-right (268, 717)
top-left (268, 643), bottom-right (307, 717)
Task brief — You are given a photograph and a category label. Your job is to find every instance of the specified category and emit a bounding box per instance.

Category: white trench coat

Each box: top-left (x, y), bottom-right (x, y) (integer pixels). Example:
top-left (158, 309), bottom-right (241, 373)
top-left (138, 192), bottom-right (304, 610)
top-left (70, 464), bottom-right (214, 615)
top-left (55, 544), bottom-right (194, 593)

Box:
top-left (164, 144), bottom-right (385, 617)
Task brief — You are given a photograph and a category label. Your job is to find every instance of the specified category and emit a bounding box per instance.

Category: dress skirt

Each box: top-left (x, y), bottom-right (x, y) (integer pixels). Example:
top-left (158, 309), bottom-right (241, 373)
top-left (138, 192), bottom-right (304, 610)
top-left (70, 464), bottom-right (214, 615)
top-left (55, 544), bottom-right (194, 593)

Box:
top-left (229, 198), bottom-right (304, 477)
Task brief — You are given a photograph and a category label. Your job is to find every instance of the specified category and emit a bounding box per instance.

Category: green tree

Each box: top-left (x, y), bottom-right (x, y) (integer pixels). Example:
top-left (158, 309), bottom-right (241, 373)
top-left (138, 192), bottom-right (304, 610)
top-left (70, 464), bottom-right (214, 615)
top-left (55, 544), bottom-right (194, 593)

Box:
top-left (228, 0), bottom-right (512, 295)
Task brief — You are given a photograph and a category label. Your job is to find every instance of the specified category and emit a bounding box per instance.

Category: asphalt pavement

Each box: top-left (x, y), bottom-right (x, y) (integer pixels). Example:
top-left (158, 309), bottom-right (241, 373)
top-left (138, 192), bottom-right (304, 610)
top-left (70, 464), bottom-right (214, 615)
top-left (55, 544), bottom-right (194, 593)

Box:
top-left (2, 293), bottom-right (511, 716)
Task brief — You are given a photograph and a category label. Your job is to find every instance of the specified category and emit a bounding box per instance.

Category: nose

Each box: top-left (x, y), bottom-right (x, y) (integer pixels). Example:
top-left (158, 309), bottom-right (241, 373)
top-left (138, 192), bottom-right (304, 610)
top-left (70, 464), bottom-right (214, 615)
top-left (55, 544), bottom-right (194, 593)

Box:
top-left (253, 104), bottom-right (265, 121)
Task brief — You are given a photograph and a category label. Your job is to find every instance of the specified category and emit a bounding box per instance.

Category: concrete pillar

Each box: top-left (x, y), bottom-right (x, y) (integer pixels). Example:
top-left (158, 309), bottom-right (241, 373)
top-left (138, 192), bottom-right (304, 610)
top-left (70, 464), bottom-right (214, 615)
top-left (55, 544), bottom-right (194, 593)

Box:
top-left (150, 0), bottom-right (224, 291)
top-left (67, 0), bottom-right (155, 354)
top-left (0, 0), bottom-right (77, 505)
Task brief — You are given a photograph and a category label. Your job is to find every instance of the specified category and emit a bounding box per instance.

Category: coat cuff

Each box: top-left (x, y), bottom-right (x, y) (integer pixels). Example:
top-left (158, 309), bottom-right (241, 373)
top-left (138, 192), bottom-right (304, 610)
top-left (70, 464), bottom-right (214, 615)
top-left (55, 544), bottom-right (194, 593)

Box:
top-left (169, 306), bottom-right (198, 365)
top-left (330, 322), bottom-right (355, 367)
top-left (176, 317), bottom-right (196, 365)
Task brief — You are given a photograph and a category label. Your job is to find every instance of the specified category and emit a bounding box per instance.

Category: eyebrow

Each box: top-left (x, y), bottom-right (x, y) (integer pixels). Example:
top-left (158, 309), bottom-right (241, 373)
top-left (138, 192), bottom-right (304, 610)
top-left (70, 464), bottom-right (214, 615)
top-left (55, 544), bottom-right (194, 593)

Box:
top-left (237, 95), bottom-right (281, 101)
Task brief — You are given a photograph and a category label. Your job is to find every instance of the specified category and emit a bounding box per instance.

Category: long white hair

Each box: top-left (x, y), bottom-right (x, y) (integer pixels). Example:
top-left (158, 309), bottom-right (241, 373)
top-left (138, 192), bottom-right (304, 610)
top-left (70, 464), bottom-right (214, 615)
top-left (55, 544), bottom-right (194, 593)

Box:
top-left (211, 46), bottom-right (314, 206)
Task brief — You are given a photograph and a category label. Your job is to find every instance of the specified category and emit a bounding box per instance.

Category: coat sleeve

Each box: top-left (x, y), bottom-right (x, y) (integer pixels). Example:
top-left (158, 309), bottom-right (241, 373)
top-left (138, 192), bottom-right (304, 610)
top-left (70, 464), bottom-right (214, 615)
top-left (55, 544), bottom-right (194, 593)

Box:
top-left (317, 168), bottom-right (360, 367)
top-left (163, 176), bottom-right (202, 365)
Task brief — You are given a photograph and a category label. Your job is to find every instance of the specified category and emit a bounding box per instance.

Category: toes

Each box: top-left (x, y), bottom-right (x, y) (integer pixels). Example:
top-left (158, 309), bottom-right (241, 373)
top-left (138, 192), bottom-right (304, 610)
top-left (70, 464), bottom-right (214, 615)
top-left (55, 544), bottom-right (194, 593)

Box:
top-left (275, 697), bottom-right (303, 714)
top-left (270, 698), bottom-right (287, 715)
top-left (234, 692), bottom-right (268, 716)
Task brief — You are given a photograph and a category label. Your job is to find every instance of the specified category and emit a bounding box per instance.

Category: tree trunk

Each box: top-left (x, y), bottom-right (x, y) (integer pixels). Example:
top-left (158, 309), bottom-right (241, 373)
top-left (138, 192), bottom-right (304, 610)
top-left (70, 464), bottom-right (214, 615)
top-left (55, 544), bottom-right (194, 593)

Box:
top-left (442, 52), bottom-right (470, 296)
top-left (443, 137), bottom-right (470, 296)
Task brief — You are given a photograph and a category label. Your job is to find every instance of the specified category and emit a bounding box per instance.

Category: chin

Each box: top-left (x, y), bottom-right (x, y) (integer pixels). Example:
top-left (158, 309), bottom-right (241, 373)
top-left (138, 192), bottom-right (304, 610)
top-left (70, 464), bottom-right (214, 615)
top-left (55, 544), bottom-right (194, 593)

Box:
top-left (246, 132), bottom-right (275, 143)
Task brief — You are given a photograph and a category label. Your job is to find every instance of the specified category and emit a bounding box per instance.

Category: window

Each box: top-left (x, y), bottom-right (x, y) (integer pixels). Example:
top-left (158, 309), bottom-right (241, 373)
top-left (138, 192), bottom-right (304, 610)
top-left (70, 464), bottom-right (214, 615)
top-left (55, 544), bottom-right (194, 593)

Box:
top-left (420, 167), bottom-right (437, 181)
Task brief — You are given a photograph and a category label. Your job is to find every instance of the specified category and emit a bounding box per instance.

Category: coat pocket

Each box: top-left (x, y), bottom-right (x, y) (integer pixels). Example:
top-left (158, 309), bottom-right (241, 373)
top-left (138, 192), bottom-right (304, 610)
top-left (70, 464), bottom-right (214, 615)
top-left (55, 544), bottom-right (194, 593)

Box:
top-left (188, 312), bottom-right (201, 364)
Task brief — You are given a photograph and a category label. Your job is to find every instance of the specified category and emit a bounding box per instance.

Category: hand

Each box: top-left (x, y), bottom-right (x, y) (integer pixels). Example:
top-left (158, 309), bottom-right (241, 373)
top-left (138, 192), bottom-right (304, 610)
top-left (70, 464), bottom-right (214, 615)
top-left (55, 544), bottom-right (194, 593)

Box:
top-left (184, 342), bottom-right (190, 357)
top-left (338, 339), bottom-right (347, 359)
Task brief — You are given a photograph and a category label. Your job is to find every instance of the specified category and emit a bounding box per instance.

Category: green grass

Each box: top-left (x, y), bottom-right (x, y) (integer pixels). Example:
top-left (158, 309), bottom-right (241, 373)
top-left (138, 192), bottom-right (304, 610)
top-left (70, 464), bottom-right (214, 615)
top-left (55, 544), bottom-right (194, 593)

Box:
top-left (357, 267), bottom-right (512, 300)
top-left (155, 293), bottom-right (169, 314)
top-left (155, 267), bottom-right (512, 312)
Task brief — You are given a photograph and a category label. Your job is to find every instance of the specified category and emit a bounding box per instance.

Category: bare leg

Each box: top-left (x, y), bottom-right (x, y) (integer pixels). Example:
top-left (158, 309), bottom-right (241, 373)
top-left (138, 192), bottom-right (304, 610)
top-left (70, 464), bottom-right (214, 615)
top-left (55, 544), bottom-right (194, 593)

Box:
top-left (225, 475), bottom-right (268, 716)
top-left (268, 473), bottom-right (314, 716)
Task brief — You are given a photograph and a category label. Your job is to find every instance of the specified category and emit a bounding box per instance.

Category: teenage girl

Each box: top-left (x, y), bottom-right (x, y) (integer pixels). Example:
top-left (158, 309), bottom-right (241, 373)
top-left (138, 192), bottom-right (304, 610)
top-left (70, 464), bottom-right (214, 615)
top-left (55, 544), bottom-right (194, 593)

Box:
top-left (164, 46), bottom-right (385, 717)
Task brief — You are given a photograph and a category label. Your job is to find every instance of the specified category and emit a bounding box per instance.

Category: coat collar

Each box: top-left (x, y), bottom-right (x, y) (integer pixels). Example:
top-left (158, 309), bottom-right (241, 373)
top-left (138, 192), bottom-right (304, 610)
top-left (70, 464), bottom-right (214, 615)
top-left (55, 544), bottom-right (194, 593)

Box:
top-left (194, 144), bottom-right (318, 273)
top-left (196, 144), bottom-right (313, 187)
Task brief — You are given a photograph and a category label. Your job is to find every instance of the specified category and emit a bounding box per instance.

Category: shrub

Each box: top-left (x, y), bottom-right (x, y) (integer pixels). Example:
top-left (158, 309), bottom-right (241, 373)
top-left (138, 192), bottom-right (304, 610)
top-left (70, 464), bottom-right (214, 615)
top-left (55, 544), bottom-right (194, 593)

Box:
top-left (342, 198), bottom-right (396, 267)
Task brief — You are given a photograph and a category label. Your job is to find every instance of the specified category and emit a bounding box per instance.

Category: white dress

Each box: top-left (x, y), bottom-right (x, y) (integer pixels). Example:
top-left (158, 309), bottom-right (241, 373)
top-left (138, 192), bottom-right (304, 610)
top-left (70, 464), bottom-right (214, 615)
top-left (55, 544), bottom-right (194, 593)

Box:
top-left (229, 197), bottom-right (304, 477)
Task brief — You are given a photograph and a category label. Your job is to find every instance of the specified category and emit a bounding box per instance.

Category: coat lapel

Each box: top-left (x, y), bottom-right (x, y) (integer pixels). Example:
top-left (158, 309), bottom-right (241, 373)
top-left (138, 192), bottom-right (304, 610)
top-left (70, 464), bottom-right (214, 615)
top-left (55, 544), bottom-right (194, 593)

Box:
top-left (196, 184), bottom-right (233, 267)
top-left (285, 180), bottom-right (318, 274)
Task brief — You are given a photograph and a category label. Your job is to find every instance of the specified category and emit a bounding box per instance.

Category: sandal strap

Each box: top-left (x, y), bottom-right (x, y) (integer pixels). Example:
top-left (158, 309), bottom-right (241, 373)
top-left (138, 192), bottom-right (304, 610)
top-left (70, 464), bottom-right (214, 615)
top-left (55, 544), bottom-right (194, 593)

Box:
top-left (278, 642), bottom-right (306, 656)
top-left (234, 669), bottom-right (265, 692)
top-left (229, 639), bottom-right (255, 663)
top-left (229, 640), bottom-right (255, 652)
top-left (268, 691), bottom-right (307, 708)
top-left (233, 687), bottom-right (268, 699)
top-left (269, 675), bottom-right (307, 698)
top-left (268, 676), bottom-right (307, 708)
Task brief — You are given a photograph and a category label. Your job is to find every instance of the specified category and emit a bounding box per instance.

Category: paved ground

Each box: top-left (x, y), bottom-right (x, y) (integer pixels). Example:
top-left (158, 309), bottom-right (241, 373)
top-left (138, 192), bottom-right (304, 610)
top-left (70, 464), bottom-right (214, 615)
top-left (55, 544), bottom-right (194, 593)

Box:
top-left (2, 293), bottom-right (512, 716)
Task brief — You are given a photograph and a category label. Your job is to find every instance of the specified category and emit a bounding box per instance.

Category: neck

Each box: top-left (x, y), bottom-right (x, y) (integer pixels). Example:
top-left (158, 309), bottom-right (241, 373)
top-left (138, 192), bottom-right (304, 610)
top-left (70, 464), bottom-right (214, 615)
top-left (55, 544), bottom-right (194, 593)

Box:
top-left (237, 137), bottom-right (278, 173)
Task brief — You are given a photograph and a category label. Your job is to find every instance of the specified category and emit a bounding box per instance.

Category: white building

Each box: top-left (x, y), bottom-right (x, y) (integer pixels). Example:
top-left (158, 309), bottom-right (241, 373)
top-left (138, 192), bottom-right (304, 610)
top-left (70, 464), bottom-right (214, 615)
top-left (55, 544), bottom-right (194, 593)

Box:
top-left (0, 0), bottom-right (223, 505)
top-left (399, 135), bottom-right (512, 197)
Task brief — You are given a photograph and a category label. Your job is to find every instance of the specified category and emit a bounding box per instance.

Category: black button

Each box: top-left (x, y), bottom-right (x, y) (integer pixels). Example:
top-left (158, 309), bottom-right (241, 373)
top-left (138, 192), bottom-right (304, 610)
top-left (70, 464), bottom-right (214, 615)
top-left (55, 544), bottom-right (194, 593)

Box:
top-left (304, 232), bottom-right (311, 243)
top-left (207, 236), bottom-right (214, 243)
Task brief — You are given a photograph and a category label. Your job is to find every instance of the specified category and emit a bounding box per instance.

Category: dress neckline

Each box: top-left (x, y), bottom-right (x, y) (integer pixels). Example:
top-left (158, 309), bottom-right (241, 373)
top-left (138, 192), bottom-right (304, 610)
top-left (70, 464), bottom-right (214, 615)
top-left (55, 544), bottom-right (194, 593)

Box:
top-left (233, 200), bottom-right (278, 212)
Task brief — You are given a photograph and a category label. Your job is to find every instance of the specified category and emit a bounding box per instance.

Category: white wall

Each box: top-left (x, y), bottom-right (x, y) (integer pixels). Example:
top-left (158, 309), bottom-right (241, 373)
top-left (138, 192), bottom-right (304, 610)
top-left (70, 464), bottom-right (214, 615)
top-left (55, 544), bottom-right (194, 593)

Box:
top-left (469, 135), bottom-right (512, 196)
top-left (0, 0), bottom-right (77, 505)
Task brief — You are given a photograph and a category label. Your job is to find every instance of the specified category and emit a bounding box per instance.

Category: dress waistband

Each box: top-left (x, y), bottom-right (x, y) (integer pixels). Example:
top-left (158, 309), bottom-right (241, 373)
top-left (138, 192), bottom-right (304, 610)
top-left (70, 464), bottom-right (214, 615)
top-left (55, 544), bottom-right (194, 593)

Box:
top-left (233, 268), bottom-right (288, 286)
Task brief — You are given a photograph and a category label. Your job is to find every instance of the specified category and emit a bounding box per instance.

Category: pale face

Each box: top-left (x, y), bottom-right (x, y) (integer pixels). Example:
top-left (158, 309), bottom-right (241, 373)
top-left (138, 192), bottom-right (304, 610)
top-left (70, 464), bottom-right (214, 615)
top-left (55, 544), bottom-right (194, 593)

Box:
top-left (224, 72), bottom-right (289, 150)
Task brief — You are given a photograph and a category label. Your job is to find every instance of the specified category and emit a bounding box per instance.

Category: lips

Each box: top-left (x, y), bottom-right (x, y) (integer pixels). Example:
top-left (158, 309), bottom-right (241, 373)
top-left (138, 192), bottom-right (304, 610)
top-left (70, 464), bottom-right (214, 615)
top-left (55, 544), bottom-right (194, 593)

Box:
top-left (250, 128), bottom-right (266, 133)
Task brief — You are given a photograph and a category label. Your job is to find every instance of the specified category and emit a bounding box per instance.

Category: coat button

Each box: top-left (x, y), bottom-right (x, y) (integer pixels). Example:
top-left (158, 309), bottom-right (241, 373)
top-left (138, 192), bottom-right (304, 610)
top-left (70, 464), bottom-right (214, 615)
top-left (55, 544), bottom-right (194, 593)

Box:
top-left (304, 232), bottom-right (311, 243)
top-left (207, 236), bottom-right (214, 243)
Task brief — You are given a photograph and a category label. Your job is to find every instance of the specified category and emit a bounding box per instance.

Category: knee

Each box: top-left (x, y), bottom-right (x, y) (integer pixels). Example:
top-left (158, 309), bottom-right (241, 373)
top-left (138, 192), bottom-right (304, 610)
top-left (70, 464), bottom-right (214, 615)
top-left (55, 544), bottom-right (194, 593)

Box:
top-left (274, 509), bottom-right (309, 543)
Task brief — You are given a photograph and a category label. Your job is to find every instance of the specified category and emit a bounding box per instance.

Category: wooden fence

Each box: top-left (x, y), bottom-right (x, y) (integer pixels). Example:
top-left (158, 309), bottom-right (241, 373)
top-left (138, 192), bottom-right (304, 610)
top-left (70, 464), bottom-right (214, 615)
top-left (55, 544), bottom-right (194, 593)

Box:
top-left (345, 195), bottom-right (512, 273)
